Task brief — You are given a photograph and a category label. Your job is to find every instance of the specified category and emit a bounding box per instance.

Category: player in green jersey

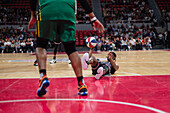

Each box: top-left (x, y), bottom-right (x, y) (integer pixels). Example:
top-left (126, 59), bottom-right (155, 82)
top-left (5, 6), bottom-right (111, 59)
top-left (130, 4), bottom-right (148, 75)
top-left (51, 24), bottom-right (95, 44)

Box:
top-left (28, 0), bottom-right (104, 97)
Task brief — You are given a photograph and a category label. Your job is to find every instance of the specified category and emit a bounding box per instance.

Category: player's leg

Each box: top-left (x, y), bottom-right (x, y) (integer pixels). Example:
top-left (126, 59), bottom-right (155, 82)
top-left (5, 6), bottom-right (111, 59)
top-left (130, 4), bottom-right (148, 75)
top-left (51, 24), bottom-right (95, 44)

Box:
top-left (36, 37), bottom-right (50, 97)
top-left (35, 20), bottom-right (53, 97)
top-left (34, 59), bottom-right (38, 66)
top-left (33, 45), bottom-right (38, 66)
top-left (60, 21), bottom-right (87, 96)
top-left (50, 44), bottom-right (58, 64)
top-left (82, 52), bottom-right (97, 69)
top-left (95, 67), bottom-right (104, 80)
top-left (95, 65), bottom-right (108, 80)
top-left (82, 53), bottom-right (89, 70)
top-left (63, 42), bottom-right (88, 95)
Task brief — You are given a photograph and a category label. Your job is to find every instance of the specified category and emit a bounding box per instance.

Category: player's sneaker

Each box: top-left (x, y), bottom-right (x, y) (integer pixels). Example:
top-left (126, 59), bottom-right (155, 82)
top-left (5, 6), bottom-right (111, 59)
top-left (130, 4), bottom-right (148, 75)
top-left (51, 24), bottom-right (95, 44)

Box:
top-left (82, 53), bottom-right (89, 70)
top-left (50, 59), bottom-right (56, 64)
top-left (68, 60), bottom-right (71, 64)
top-left (78, 85), bottom-right (88, 96)
top-left (34, 61), bottom-right (38, 66)
top-left (37, 76), bottom-right (50, 97)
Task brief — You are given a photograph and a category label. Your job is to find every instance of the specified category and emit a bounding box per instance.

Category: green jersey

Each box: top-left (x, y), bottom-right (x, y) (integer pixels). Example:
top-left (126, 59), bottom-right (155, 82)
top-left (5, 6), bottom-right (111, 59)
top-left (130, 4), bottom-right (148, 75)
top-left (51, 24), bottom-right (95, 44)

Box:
top-left (38, 0), bottom-right (76, 24)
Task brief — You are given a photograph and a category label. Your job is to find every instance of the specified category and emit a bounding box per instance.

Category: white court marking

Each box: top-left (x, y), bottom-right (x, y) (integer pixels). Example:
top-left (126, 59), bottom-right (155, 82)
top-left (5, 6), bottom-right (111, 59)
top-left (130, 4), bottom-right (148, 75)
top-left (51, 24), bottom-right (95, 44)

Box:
top-left (0, 98), bottom-right (166, 113)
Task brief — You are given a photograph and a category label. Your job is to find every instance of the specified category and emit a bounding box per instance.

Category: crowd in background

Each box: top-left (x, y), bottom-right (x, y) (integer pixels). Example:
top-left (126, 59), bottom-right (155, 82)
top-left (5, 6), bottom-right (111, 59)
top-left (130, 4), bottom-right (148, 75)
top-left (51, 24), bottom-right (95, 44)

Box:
top-left (84, 23), bottom-right (168, 51)
top-left (0, 23), bottom-right (168, 53)
top-left (0, 7), bottom-right (30, 25)
top-left (0, 25), bottom-right (35, 53)
top-left (102, 0), bottom-right (156, 25)
top-left (0, 0), bottom-right (169, 25)
top-left (161, 9), bottom-right (170, 22)
top-left (0, 0), bottom-right (169, 53)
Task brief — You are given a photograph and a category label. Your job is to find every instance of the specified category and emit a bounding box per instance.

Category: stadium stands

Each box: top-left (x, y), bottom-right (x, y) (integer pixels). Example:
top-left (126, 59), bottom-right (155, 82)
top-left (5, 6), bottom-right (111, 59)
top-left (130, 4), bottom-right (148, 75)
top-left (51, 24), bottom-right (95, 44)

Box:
top-left (0, 0), bottom-right (169, 52)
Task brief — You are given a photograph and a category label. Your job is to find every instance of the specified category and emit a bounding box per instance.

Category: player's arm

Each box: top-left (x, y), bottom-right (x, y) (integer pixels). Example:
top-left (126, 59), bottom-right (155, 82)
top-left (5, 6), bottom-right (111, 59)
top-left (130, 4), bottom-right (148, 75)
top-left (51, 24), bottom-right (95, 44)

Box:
top-left (108, 53), bottom-right (119, 71)
top-left (28, 0), bottom-right (37, 29)
top-left (89, 48), bottom-right (94, 58)
top-left (78, 0), bottom-right (104, 33)
top-left (109, 58), bottom-right (119, 71)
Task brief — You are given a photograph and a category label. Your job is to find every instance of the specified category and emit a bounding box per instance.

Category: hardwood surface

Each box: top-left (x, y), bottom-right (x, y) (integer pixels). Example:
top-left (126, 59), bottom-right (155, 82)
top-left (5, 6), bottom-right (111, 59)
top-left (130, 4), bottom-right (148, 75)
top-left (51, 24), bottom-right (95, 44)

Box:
top-left (0, 50), bottom-right (170, 79)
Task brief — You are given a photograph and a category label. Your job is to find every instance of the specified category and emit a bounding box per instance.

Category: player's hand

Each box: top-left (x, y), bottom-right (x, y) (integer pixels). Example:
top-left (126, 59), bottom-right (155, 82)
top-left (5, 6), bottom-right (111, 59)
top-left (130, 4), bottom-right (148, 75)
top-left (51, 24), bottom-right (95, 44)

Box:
top-left (92, 19), bottom-right (104, 33)
top-left (108, 52), bottom-right (113, 61)
top-left (28, 11), bottom-right (36, 29)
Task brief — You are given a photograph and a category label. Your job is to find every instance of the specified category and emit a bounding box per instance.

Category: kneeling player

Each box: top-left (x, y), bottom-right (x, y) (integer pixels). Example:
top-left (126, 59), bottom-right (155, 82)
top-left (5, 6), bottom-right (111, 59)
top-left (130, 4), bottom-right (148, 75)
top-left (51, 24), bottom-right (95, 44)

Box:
top-left (82, 48), bottom-right (119, 79)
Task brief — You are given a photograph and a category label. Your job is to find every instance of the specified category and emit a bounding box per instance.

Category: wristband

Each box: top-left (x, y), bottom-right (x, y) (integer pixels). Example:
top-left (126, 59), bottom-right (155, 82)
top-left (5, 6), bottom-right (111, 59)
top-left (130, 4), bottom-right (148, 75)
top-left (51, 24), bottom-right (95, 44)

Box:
top-left (90, 17), bottom-right (97, 22)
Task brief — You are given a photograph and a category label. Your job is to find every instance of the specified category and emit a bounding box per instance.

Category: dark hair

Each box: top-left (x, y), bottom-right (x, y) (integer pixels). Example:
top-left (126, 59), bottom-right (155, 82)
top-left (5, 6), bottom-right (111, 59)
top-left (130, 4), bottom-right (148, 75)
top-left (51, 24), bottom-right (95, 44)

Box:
top-left (107, 52), bottom-right (117, 62)
top-left (111, 52), bottom-right (117, 58)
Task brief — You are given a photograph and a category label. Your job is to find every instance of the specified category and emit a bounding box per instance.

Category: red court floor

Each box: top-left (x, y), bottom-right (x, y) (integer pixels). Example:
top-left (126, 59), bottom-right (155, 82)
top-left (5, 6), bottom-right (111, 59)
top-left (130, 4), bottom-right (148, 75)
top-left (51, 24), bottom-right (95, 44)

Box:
top-left (0, 75), bottom-right (169, 113)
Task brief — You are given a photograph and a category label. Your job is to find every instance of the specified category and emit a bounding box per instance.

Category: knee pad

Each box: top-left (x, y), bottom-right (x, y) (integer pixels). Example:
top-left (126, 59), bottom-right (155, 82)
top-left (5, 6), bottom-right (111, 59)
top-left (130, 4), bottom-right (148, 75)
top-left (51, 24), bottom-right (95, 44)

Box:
top-left (36, 37), bottom-right (49, 49)
top-left (63, 41), bottom-right (77, 56)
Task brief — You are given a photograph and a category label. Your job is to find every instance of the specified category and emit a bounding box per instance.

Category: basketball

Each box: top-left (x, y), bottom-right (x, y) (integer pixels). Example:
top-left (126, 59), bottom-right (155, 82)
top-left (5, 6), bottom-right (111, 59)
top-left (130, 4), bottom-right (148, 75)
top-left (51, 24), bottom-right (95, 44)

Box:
top-left (86, 37), bottom-right (97, 48)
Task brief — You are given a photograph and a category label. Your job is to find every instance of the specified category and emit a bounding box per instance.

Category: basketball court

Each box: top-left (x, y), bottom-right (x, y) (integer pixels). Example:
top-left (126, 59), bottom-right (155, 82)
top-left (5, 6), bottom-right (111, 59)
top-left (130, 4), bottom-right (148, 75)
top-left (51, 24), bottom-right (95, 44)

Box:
top-left (0, 50), bottom-right (170, 113)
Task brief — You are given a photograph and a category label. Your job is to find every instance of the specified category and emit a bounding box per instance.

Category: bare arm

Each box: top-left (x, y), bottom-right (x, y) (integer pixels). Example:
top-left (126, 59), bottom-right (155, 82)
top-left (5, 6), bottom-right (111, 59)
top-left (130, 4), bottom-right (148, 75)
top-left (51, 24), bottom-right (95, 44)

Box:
top-left (78, 0), bottom-right (104, 33)
top-left (89, 48), bottom-right (94, 58)
top-left (28, 0), bottom-right (37, 29)
top-left (109, 58), bottom-right (119, 71)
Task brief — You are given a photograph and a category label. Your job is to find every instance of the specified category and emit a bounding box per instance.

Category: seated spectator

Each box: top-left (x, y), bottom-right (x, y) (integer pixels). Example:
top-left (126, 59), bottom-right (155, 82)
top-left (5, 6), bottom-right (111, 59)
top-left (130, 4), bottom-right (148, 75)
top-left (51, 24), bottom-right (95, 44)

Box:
top-left (96, 38), bottom-right (102, 51)
top-left (11, 40), bottom-right (16, 53)
top-left (15, 39), bottom-right (21, 53)
top-left (115, 37), bottom-right (122, 51)
top-left (101, 37), bottom-right (106, 51)
top-left (20, 40), bottom-right (26, 53)
top-left (0, 39), bottom-right (5, 53)
top-left (18, 34), bottom-right (24, 41)
top-left (105, 38), bottom-right (111, 51)
top-left (127, 38), bottom-right (131, 50)
top-left (25, 38), bottom-right (34, 53)
top-left (146, 37), bottom-right (152, 50)
top-left (109, 41), bottom-right (116, 51)
top-left (129, 37), bottom-right (136, 50)
top-left (136, 37), bottom-right (142, 50)
top-left (121, 37), bottom-right (128, 51)
top-left (142, 37), bottom-right (147, 50)
top-left (4, 39), bottom-right (12, 53)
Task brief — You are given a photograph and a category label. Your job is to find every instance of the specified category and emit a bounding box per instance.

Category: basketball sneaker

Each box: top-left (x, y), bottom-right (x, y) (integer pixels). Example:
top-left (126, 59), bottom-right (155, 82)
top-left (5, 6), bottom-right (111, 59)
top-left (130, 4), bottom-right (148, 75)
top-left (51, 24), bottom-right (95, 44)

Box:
top-left (37, 76), bottom-right (50, 97)
top-left (50, 59), bottom-right (56, 64)
top-left (34, 60), bottom-right (38, 66)
top-left (82, 53), bottom-right (89, 70)
top-left (68, 60), bottom-right (71, 64)
top-left (78, 85), bottom-right (88, 96)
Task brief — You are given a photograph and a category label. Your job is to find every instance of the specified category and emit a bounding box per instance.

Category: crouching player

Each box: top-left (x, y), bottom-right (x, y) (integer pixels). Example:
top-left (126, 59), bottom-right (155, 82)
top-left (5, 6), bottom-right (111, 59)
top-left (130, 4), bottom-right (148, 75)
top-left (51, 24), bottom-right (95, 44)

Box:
top-left (82, 48), bottom-right (119, 79)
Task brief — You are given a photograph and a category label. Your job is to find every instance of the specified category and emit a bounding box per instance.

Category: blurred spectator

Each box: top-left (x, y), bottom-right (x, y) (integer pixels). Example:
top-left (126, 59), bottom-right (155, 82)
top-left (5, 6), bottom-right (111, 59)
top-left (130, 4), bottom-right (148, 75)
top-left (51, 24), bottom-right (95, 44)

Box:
top-left (146, 37), bottom-right (152, 50)
top-left (121, 37), bottom-right (128, 50)
top-left (0, 39), bottom-right (5, 53)
top-left (142, 37), bottom-right (147, 50)
top-left (20, 40), bottom-right (26, 53)
top-left (102, 0), bottom-right (155, 24)
top-left (129, 37), bottom-right (136, 50)
top-left (136, 37), bottom-right (142, 50)
top-left (115, 37), bottom-right (122, 51)
top-left (96, 38), bottom-right (102, 51)
top-left (25, 38), bottom-right (34, 52)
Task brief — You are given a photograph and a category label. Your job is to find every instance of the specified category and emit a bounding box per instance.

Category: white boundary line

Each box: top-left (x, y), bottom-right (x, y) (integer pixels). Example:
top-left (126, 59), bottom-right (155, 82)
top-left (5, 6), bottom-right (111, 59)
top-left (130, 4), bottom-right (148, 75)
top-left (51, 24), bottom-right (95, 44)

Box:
top-left (0, 98), bottom-right (166, 113)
